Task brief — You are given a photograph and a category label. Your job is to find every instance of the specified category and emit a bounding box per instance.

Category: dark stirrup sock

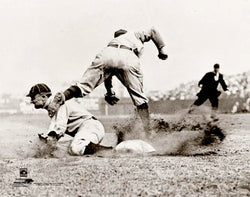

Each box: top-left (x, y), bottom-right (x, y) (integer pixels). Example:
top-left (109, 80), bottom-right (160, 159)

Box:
top-left (63, 86), bottom-right (82, 101)
top-left (137, 103), bottom-right (150, 131)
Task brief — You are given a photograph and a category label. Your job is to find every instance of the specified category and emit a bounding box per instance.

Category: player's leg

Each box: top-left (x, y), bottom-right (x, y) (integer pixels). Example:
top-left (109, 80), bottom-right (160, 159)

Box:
top-left (47, 52), bottom-right (112, 118)
top-left (115, 66), bottom-right (150, 132)
top-left (188, 94), bottom-right (208, 113)
top-left (194, 94), bottom-right (209, 106)
top-left (209, 95), bottom-right (219, 121)
top-left (209, 95), bottom-right (219, 110)
top-left (68, 139), bottom-right (91, 156)
top-left (69, 118), bottom-right (105, 155)
top-left (76, 54), bottom-right (111, 97)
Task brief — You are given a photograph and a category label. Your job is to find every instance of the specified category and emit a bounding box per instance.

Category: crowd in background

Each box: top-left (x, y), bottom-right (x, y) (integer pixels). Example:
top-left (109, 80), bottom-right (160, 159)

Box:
top-left (1, 72), bottom-right (250, 114)
top-left (149, 72), bottom-right (250, 100)
top-left (148, 71), bottom-right (250, 113)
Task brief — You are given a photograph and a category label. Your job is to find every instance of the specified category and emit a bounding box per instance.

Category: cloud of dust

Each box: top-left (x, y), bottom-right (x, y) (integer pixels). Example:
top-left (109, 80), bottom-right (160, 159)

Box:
top-left (0, 136), bottom-right (71, 159)
top-left (113, 106), bottom-right (226, 156)
top-left (0, 106), bottom-right (226, 159)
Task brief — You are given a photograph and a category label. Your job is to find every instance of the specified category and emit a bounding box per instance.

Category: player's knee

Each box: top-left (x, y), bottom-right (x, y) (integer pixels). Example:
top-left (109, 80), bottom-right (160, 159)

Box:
top-left (69, 144), bottom-right (86, 156)
top-left (69, 140), bottom-right (90, 156)
top-left (69, 145), bottom-right (86, 156)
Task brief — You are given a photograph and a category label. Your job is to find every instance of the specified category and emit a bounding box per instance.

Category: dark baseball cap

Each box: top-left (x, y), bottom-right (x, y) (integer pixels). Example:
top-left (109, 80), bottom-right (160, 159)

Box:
top-left (26, 83), bottom-right (51, 98)
top-left (114, 29), bottom-right (127, 38)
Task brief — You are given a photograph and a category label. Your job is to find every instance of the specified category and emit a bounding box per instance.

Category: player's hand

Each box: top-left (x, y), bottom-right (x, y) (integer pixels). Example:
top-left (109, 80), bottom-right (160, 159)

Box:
top-left (38, 132), bottom-right (60, 143)
top-left (105, 92), bottom-right (120, 105)
top-left (158, 46), bottom-right (168, 60)
top-left (47, 92), bottom-right (65, 118)
top-left (38, 133), bottom-right (48, 143)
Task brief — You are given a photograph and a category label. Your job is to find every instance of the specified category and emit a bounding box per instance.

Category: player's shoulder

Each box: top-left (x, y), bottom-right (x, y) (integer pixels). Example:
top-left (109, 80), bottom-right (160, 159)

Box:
top-left (65, 98), bottom-right (83, 106)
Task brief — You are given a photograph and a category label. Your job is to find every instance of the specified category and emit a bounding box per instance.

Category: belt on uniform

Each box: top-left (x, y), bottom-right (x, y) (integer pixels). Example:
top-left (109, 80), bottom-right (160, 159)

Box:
top-left (107, 44), bottom-right (133, 51)
top-left (107, 44), bottom-right (139, 56)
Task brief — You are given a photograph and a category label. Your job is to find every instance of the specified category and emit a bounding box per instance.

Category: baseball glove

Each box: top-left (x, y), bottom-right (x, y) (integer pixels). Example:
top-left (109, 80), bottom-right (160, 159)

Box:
top-left (47, 92), bottom-right (65, 117)
top-left (105, 92), bottom-right (120, 105)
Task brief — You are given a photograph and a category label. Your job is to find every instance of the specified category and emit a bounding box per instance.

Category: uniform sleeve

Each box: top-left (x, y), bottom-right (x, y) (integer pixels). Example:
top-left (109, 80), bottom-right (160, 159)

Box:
top-left (135, 27), bottom-right (166, 50)
top-left (47, 104), bottom-right (69, 136)
top-left (219, 75), bottom-right (228, 91)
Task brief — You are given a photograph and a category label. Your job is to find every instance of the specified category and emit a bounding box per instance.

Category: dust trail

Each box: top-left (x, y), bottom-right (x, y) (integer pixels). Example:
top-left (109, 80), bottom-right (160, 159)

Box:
top-left (113, 106), bottom-right (226, 156)
top-left (0, 106), bottom-right (226, 159)
top-left (30, 138), bottom-right (71, 158)
top-left (2, 136), bottom-right (72, 159)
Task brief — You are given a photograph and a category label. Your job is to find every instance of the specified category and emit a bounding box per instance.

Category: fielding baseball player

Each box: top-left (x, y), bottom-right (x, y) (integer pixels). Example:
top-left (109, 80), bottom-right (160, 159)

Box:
top-left (189, 64), bottom-right (230, 118)
top-left (27, 83), bottom-right (106, 155)
top-left (47, 27), bottom-right (168, 134)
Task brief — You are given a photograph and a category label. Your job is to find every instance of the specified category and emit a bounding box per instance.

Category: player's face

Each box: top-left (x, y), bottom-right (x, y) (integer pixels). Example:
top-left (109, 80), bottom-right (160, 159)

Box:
top-left (30, 94), bottom-right (46, 109)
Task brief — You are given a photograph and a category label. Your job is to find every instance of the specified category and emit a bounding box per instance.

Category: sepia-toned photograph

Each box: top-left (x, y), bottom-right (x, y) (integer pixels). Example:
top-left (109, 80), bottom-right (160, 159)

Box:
top-left (0, 0), bottom-right (250, 196)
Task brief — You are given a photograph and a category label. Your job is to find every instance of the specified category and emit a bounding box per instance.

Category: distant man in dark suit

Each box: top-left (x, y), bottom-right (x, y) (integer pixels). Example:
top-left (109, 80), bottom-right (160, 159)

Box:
top-left (189, 64), bottom-right (230, 118)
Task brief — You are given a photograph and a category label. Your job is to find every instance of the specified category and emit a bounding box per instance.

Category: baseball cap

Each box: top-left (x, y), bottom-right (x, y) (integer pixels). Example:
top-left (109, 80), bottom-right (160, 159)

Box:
top-left (26, 83), bottom-right (51, 98)
top-left (114, 29), bottom-right (127, 38)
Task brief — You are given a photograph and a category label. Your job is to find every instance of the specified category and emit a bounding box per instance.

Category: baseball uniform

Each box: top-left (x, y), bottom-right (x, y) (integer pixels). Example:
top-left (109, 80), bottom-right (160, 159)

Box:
top-left (74, 27), bottom-right (167, 106)
top-left (44, 97), bottom-right (105, 155)
top-left (48, 27), bottom-right (168, 134)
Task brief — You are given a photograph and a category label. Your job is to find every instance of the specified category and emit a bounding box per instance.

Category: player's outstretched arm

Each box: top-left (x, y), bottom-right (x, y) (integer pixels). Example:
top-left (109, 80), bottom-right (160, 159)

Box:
top-left (136, 27), bottom-right (168, 60)
top-left (104, 76), bottom-right (119, 105)
top-left (149, 27), bottom-right (168, 60)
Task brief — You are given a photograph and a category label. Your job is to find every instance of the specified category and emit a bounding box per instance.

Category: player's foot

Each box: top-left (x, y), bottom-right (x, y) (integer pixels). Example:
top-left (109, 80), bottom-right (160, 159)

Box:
top-left (84, 143), bottom-right (113, 155)
top-left (47, 92), bottom-right (65, 117)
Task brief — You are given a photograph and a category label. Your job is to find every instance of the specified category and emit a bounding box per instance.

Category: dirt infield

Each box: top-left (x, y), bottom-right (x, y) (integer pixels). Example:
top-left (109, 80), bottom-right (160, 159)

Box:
top-left (0, 113), bottom-right (250, 196)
